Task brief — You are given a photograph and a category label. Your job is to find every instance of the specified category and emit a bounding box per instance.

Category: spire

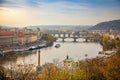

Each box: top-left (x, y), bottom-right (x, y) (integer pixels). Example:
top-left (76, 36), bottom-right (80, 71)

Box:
top-left (64, 55), bottom-right (72, 63)
top-left (66, 55), bottom-right (69, 59)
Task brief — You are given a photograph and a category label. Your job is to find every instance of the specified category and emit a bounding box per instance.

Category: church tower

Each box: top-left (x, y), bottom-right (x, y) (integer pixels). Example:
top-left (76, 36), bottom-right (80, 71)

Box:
top-left (63, 55), bottom-right (73, 70)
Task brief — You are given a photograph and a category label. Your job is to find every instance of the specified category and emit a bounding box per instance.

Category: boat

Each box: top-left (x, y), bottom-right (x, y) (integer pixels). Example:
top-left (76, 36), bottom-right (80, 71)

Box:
top-left (55, 44), bottom-right (61, 48)
top-left (28, 46), bottom-right (38, 50)
top-left (38, 44), bottom-right (47, 49)
top-left (28, 44), bottom-right (47, 51)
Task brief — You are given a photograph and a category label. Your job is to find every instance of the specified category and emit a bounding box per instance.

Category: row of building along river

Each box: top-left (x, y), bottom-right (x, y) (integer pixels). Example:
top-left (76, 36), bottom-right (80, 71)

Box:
top-left (3, 38), bottom-right (102, 68)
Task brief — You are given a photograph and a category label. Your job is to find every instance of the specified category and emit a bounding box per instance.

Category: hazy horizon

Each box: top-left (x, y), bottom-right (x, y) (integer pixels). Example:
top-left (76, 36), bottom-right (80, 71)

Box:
top-left (0, 0), bottom-right (120, 27)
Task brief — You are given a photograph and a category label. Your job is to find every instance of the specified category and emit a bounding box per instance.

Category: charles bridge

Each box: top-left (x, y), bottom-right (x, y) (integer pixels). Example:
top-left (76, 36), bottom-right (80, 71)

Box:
top-left (47, 31), bottom-right (95, 42)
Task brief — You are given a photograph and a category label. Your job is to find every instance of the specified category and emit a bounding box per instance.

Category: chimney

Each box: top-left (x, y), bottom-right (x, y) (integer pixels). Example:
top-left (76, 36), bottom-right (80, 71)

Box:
top-left (36, 50), bottom-right (42, 72)
top-left (38, 50), bottom-right (40, 66)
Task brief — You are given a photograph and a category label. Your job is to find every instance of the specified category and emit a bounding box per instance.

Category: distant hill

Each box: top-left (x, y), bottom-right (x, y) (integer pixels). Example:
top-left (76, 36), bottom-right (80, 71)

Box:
top-left (89, 20), bottom-right (120, 30)
top-left (25, 25), bottom-right (92, 31)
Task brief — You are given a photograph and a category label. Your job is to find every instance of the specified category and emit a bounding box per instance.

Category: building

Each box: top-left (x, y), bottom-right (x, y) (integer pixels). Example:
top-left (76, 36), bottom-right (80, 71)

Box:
top-left (0, 30), bottom-right (37, 48)
top-left (17, 31), bottom-right (37, 45)
top-left (31, 33), bottom-right (38, 42)
top-left (63, 55), bottom-right (73, 70)
top-left (0, 31), bottom-right (18, 46)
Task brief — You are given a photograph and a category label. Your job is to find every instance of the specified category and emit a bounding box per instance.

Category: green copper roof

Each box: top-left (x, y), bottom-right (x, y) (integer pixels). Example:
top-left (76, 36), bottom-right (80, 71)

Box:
top-left (64, 55), bottom-right (72, 62)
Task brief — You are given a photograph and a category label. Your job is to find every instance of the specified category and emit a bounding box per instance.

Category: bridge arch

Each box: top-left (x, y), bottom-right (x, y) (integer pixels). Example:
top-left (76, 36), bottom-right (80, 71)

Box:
top-left (50, 31), bottom-right (89, 42)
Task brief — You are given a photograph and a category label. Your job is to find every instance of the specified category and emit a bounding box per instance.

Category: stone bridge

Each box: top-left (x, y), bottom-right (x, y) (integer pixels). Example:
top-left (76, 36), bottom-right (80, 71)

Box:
top-left (48, 31), bottom-right (91, 42)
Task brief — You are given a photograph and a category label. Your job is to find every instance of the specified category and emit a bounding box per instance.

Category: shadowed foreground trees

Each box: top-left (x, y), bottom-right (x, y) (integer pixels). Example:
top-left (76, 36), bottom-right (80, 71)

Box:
top-left (0, 66), bottom-right (5, 79)
top-left (38, 54), bottom-right (120, 80)
top-left (99, 55), bottom-right (120, 80)
top-left (39, 55), bottom-right (120, 80)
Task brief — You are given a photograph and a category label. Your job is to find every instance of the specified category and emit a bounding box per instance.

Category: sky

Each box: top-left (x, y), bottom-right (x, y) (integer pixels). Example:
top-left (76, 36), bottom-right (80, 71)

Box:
top-left (0, 0), bottom-right (120, 27)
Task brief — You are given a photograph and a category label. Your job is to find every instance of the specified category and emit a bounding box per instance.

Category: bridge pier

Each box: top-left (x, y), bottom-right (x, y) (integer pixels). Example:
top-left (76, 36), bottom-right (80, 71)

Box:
top-left (61, 33), bottom-right (66, 42)
top-left (85, 38), bottom-right (88, 42)
top-left (73, 38), bottom-right (77, 42)
top-left (58, 34), bottom-right (61, 37)
top-left (68, 34), bottom-right (70, 37)
top-left (62, 38), bottom-right (65, 42)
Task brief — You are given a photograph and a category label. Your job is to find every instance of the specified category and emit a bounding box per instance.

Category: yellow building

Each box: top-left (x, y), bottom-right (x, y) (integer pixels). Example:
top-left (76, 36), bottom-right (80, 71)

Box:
top-left (31, 33), bottom-right (37, 42)
top-left (18, 32), bottom-right (37, 44)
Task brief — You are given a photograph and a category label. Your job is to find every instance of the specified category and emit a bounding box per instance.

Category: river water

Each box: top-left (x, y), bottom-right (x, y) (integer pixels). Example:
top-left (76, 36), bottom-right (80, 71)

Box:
top-left (3, 39), bottom-right (102, 67)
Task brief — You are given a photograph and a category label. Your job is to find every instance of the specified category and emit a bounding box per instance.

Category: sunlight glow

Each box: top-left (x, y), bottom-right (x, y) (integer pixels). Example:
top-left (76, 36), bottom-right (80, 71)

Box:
top-left (1, 8), bottom-right (26, 19)
top-left (0, 8), bottom-right (28, 27)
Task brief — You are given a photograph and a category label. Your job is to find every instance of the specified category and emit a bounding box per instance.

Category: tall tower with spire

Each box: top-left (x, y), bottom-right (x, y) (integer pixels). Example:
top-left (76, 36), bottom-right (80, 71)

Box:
top-left (63, 55), bottom-right (73, 70)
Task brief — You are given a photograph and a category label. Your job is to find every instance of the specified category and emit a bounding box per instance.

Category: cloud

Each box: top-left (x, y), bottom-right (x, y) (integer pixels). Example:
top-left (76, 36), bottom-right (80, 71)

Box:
top-left (0, 0), bottom-right (120, 13)
top-left (0, 0), bottom-right (120, 27)
top-left (36, 2), bottom-right (92, 14)
top-left (0, 0), bottom-right (30, 9)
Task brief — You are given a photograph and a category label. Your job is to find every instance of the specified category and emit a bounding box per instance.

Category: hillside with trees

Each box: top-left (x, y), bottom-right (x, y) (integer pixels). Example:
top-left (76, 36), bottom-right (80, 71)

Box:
top-left (89, 20), bottom-right (120, 30)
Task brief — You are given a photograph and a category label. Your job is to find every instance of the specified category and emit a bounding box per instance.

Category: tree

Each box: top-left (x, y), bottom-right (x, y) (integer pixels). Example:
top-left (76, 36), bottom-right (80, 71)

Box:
top-left (0, 66), bottom-right (5, 80)
top-left (0, 25), bottom-right (2, 31)
top-left (42, 34), bottom-right (54, 40)
top-left (114, 39), bottom-right (120, 55)
top-left (99, 55), bottom-right (120, 80)
top-left (47, 34), bottom-right (54, 40)
top-left (101, 35), bottom-right (116, 51)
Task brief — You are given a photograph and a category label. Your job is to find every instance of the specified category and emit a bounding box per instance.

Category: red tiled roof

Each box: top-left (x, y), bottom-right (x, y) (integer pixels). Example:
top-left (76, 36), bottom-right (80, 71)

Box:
top-left (0, 31), bottom-right (36, 37)
top-left (0, 31), bottom-right (14, 36)
top-left (18, 32), bottom-right (36, 37)
top-left (25, 32), bottom-right (36, 35)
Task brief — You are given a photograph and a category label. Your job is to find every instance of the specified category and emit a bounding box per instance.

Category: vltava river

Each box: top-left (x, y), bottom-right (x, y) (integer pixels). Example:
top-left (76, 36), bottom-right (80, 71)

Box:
top-left (3, 39), bottom-right (102, 66)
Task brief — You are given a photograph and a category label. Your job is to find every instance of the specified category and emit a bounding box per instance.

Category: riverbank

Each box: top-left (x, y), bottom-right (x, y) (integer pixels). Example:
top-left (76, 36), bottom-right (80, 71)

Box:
top-left (0, 38), bottom-right (54, 54)
top-left (0, 39), bottom-right (54, 65)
